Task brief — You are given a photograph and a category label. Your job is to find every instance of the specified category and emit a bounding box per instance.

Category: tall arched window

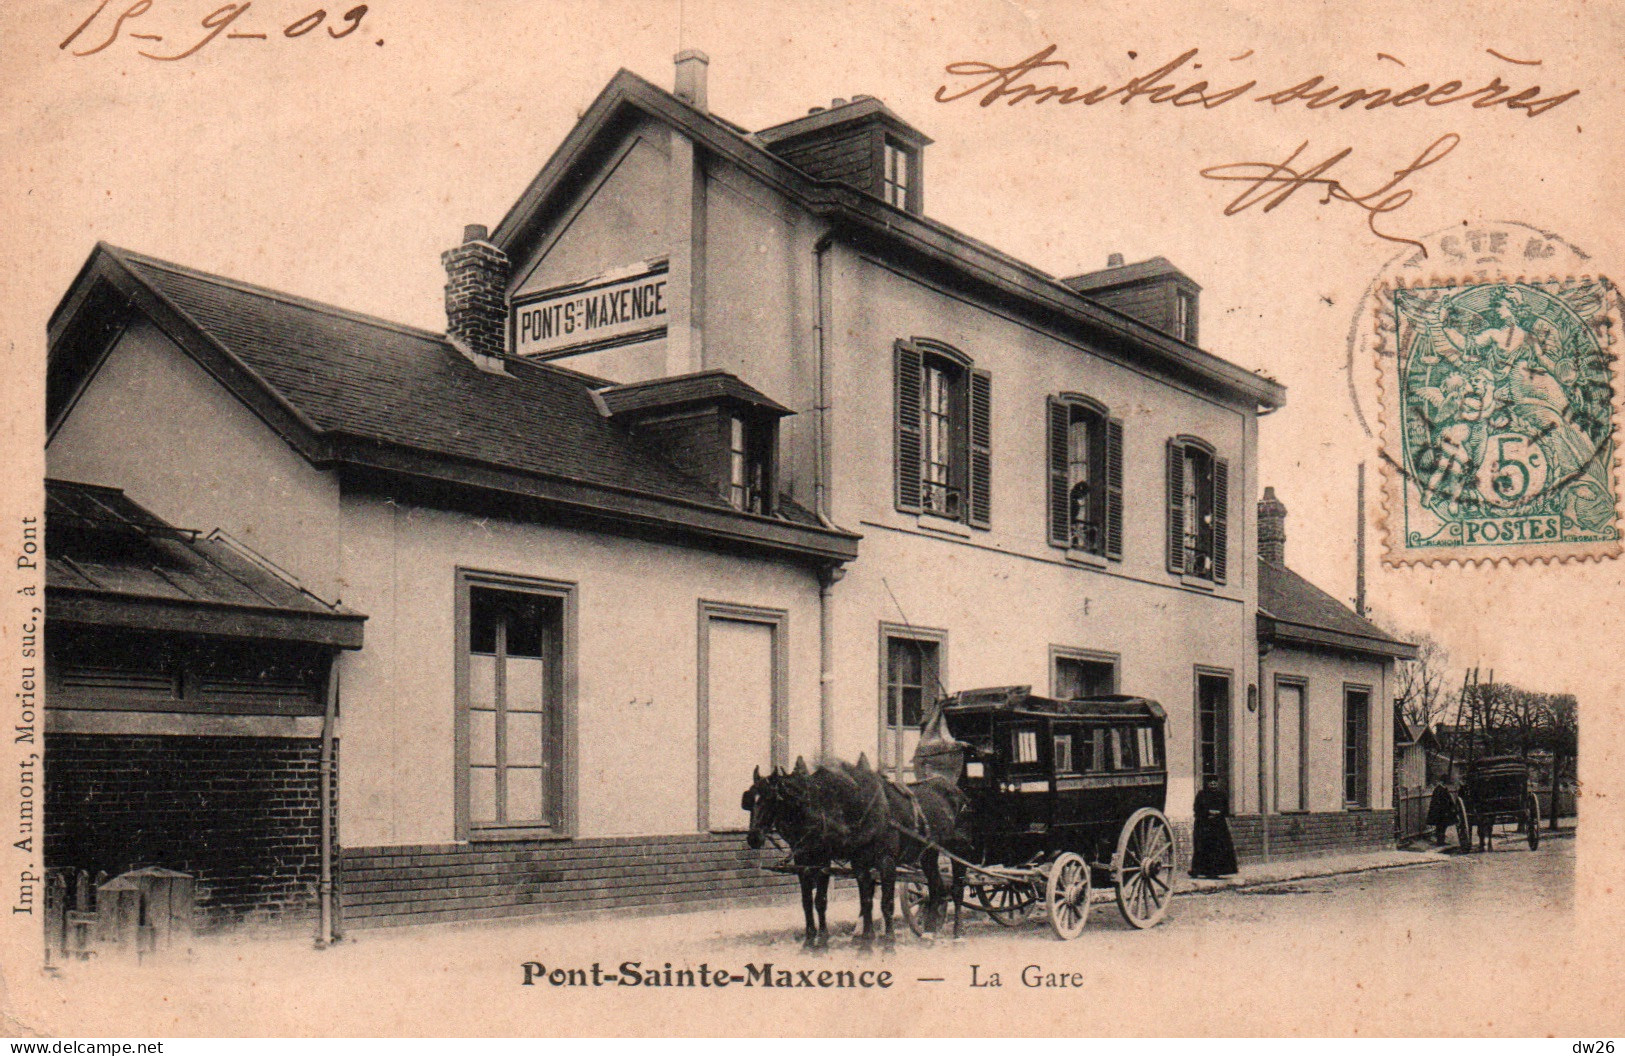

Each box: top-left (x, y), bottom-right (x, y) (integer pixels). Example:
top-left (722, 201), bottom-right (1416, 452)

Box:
top-left (895, 339), bottom-right (991, 527)
top-left (1047, 395), bottom-right (1122, 557)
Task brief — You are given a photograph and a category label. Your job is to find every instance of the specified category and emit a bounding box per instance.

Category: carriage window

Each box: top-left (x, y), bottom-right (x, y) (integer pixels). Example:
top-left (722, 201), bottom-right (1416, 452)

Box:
top-left (1053, 734), bottom-right (1074, 773)
top-left (1114, 727), bottom-right (1138, 770)
top-left (1137, 727), bottom-right (1160, 768)
top-left (1013, 728), bottom-right (1039, 764)
top-left (1093, 728), bottom-right (1110, 771)
top-left (1076, 730), bottom-right (1098, 772)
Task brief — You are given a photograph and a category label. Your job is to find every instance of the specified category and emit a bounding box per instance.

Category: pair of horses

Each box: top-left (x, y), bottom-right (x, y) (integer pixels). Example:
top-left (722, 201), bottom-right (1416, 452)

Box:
top-left (741, 755), bottom-right (967, 948)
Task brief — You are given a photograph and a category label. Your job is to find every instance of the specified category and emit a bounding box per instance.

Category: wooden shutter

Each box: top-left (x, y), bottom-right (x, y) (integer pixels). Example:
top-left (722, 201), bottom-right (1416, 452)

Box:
top-left (1047, 397), bottom-right (1070, 547)
top-left (894, 343), bottom-right (923, 513)
top-left (1105, 416), bottom-right (1125, 559)
top-left (1212, 456), bottom-right (1229, 583)
top-left (968, 368), bottom-right (993, 528)
top-left (1166, 439), bottom-right (1185, 574)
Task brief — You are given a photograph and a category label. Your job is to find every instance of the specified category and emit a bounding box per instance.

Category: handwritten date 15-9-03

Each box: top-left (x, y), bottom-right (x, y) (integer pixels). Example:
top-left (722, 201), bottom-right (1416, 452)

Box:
top-left (62, 1), bottom-right (373, 61)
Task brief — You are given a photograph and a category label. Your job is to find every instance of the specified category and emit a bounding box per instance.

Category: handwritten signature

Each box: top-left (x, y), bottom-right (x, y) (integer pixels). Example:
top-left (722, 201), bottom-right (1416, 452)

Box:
top-left (1198, 134), bottom-right (1460, 252)
top-left (62, 0), bottom-right (373, 61)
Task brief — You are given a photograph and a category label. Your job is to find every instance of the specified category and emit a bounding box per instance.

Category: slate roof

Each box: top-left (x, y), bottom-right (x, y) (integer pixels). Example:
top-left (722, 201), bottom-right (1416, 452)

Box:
top-left (598, 370), bottom-right (792, 418)
top-left (488, 68), bottom-right (1283, 410)
top-left (48, 246), bottom-right (855, 561)
top-left (1258, 560), bottom-right (1416, 660)
top-left (45, 479), bottom-right (364, 647)
top-left (117, 249), bottom-right (725, 507)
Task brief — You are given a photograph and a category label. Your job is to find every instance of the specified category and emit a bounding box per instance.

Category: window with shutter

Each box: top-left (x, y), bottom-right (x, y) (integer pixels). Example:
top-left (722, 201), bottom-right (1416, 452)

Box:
top-left (968, 369), bottom-right (992, 528)
top-left (1049, 395), bottom-right (1115, 558)
top-left (1166, 439), bottom-right (1185, 574)
top-left (1169, 437), bottom-right (1223, 581)
top-left (895, 339), bottom-right (986, 528)
top-left (894, 342), bottom-right (923, 513)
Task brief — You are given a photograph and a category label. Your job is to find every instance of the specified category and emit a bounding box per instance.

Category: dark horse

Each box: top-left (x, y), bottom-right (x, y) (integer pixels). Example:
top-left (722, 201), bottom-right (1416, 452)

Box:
top-left (742, 755), bottom-right (966, 948)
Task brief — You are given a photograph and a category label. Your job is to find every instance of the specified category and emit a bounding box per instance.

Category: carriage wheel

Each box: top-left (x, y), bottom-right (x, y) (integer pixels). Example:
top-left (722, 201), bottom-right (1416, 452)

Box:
top-left (1454, 794), bottom-right (1473, 854)
top-left (1113, 807), bottom-right (1175, 929)
top-left (975, 879), bottom-right (1035, 927)
top-left (1044, 852), bottom-right (1092, 940)
top-left (1525, 793), bottom-right (1541, 851)
top-left (900, 876), bottom-right (930, 938)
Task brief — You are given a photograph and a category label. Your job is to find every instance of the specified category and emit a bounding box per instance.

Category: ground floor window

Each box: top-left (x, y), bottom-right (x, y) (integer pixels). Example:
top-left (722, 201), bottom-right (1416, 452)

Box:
top-left (458, 571), bottom-right (572, 837)
top-left (1196, 670), bottom-right (1231, 806)
top-left (1052, 649), bottom-right (1118, 700)
top-left (881, 626), bottom-right (945, 778)
top-left (1344, 685), bottom-right (1372, 808)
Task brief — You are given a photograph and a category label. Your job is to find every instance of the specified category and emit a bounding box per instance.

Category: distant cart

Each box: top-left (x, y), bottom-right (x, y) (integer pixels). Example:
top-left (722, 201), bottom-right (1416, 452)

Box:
top-left (1450, 755), bottom-right (1540, 853)
top-left (898, 686), bottom-right (1177, 939)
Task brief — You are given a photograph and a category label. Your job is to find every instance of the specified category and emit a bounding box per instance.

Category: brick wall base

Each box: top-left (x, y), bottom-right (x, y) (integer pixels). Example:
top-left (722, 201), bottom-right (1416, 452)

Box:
top-left (341, 834), bottom-right (795, 928)
top-left (1229, 810), bottom-right (1396, 862)
top-left (45, 733), bottom-right (331, 930)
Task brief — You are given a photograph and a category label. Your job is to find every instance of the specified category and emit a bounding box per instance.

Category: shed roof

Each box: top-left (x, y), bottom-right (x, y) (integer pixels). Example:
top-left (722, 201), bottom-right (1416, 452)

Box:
top-left (45, 479), bottom-right (365, 648)
top-left (1258, 560), bottom-right (1417, 660)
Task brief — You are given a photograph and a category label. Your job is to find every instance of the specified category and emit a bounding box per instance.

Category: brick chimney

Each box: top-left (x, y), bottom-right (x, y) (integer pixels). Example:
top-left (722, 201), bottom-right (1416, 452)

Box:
top-left (675, 50), bottom-right (709, 111)
top-left (1259, 486), bottom-right (1287, 566)
top-left (442, 224), bottom-right (510, 370)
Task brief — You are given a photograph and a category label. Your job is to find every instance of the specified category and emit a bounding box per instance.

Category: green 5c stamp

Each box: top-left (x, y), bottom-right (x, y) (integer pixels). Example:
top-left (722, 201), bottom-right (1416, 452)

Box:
top-left (1380, 276), bottom-right (1621, 563)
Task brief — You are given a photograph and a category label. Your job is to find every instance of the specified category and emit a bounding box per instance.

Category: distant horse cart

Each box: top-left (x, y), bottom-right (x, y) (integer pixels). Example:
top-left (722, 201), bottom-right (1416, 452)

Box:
top-left (742, 686), bottom-right (1176, 944)
top-left (1449, 756), bottom-right (1541, 853)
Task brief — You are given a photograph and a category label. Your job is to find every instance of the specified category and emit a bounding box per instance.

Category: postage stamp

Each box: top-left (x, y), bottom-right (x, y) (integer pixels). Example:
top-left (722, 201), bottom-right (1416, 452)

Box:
top-left (1375, 273), bottom-right (1622, 564)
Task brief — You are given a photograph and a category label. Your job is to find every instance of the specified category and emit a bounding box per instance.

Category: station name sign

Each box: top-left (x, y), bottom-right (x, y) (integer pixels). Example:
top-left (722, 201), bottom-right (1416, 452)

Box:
top-left (512, 261), bottom-right (669, 359)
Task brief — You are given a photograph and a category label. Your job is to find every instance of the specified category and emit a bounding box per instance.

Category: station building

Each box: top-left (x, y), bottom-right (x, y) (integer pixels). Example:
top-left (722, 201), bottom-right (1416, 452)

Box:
top-left (43, 53), bottom-right (1410, 933)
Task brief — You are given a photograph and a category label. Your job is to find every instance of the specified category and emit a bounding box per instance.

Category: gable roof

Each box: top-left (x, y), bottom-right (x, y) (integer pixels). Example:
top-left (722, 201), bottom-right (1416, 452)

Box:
top-left (46, 479), bottom-right (364, 648)
top-left (1258, 560), bottom-right (1417, 660)
top-left (490, 68), bottom-right (1283, 412)
top-left (47, 245), bottom-right (858, 565)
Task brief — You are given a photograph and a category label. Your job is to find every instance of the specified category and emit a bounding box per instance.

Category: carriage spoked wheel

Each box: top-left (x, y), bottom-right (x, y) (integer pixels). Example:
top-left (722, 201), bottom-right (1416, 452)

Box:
top-left (900, 876), bottom-right (931, 938)
top-left (1044, 852), bottom-right (1092, 940)
top-left (1113, 807), bottom-right (1175, 929)
top-left (1524, 793), bottom-right (1541, 851)
top-left (975, 878), bottom-right (1036, 927)
top-left (1454, 794), bottom-right (1473, 854)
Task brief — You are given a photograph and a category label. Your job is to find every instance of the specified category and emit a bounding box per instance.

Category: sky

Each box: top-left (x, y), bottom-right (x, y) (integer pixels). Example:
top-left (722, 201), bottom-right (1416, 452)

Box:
top-left (3, 0), bottom-right (1622, 709)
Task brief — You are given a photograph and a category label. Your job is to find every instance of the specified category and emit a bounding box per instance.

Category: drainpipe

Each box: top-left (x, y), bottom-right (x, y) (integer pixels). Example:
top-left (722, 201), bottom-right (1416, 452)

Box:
top-left (813, 233), bottom-right (839, 759)
top-left (1257, 641), bottom-right (1271, 863)
top-left (317, 652), bottom-right (340, 948)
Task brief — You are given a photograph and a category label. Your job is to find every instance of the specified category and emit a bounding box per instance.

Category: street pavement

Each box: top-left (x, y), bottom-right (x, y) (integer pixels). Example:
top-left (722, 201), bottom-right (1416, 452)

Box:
top-left (12, 832), bottom-right (1610, 1037)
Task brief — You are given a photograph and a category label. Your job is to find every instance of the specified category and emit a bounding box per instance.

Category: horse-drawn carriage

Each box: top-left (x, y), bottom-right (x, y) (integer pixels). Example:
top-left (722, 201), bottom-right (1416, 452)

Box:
top-left (1447, 755), bottom-right (1541, 853)
top-left (902, 686), bottom-right (1177, 938)
top-left (743, 685), bottom-right (1177, 944)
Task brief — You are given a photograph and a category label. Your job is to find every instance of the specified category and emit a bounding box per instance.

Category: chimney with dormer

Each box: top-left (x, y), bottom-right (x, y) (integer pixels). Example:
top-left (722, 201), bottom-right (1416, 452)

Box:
top-left (442, 223), bottom-right (510, 370)
top-left (1259, 486), bottom-right (1287, 566)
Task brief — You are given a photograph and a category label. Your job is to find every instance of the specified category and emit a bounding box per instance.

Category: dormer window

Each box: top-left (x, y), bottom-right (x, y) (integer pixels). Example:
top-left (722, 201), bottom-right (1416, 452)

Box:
top-left (1176, 289), bottom-right (1198, 343)
top-left (596, 371), bottom-right (791, 520)
top-left (883, 137), bottom-right (915, 211)
top-left (727, 415), bottom-right (771, 514)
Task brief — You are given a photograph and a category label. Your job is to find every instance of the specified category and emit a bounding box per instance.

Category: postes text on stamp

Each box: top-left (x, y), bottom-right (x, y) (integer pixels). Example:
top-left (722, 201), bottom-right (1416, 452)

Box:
top-left (1378, 276), bottom-right (1620, 564)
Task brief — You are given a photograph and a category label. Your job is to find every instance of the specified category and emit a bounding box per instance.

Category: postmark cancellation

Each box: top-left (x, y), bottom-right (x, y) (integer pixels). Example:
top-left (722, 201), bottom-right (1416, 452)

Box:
top-left (1375, 272), bottom-right (1622, 565)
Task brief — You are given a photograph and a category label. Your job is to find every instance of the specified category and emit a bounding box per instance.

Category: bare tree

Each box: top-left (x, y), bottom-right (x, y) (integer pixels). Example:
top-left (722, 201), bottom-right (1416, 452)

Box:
top-left (1391, 629), bottom-right (1452, 734)
top-left (1543, 694), bottom-right (1579, 830)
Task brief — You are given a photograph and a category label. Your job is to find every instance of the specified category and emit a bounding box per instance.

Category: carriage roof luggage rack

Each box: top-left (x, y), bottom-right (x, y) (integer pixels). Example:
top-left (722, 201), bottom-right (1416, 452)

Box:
top-left (936, 686), bottom-right (1165, 721)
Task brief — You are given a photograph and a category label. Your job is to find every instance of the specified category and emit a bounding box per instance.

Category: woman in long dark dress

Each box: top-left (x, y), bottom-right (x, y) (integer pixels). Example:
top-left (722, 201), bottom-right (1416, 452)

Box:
top-left (1189, 776), bottom-right (1239, 878)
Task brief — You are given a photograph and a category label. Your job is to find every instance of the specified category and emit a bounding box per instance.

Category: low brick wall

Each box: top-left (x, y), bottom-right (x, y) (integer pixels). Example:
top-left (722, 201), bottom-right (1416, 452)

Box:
top-left (1230, 810), bottom-right (1396, 862)
top-left (44, 733), bottom-right (331, 929)
top-left (341, 834), bottom-right (796, 928)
